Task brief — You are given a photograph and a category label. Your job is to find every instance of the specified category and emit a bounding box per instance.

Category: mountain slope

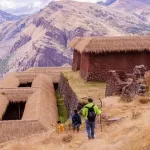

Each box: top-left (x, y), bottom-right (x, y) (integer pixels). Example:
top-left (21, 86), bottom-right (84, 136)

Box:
top-left (0, 1), bottom-right (150, 75)
top-left (105, 0), bottom-right (150, 23)
top-left (0, 10), bottom-right (21, 24)
top-left (98, 0), bottom-right (117, 6)
top-left (108, 0), bottom-right (150, 11)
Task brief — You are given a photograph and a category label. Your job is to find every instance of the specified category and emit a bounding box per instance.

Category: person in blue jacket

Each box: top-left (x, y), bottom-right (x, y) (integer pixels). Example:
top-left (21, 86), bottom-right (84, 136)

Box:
top-left (72, 109), bottom-right (82, 132)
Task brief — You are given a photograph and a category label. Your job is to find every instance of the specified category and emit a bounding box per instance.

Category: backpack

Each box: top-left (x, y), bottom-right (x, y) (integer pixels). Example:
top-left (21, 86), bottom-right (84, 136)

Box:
top-left (86, 105), bottom-right (96, 122)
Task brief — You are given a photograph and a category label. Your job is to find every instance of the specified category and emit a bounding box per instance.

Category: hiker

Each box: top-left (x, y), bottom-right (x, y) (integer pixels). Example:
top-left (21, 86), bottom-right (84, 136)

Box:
top-left (56, 121), bottom-right (64, 133)
top-left (82, 98), bottom-right (102, 139)
top-left (72, 109), bottom-right (82, 132)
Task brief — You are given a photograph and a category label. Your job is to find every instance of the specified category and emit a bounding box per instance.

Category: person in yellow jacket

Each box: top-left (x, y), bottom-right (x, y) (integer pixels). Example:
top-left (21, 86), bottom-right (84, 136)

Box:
top-left (56, 121), bottom-right (64, 133)
top-left (82, 98), bottom-right (102, 139)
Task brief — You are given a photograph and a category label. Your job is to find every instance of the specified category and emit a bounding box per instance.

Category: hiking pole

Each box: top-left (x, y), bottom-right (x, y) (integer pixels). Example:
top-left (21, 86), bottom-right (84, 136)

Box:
top-left (99, 98), bottom-right (103, 132)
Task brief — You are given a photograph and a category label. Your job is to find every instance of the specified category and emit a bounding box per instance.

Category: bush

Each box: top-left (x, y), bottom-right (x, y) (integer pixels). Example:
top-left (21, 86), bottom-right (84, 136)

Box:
top-left (56, 91), bottom-right (68, 123)
top-left (139, 97), bottom-right (150, 104)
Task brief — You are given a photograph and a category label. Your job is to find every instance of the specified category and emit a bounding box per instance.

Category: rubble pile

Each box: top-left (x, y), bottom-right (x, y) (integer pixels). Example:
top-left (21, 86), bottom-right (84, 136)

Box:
top-left (106, 65), bottom-right (149, 101)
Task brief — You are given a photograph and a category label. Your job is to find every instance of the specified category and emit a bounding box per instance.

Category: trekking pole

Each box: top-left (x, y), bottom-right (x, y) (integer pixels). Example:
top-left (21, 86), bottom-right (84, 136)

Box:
top-left (99, 98), bottom-right (103, 132)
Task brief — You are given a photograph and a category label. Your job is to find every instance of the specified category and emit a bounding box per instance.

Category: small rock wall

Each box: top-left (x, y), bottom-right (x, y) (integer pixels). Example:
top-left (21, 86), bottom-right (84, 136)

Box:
top-left (105, 71), bottom-right (127, 96)
top-left (105, 70), bottom-right (137, 97)
top-left (59, 74), bottom-right (79, 116)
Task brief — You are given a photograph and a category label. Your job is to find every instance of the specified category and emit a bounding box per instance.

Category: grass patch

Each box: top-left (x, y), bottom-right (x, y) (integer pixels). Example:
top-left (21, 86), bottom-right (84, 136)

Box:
top-left (120, 95), bottom-right (133, 102)
top-left (63, 71), bottom-right (106, 103)
top-left (56, 90), bottom-right (68, 123)
top-left (131, 110), bottom-right (142, 119)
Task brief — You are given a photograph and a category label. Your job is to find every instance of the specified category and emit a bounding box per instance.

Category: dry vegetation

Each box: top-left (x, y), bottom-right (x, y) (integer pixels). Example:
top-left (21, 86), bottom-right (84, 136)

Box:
top-left (0, 73), bottom-right (59, 143)
top-left (63, 71), bottom-right (106, 103)
top-left (1, 94), bottom-right (150, 150)
top-left (69, 36), bottom-right (150, 53)
top-left (1, 69), bottom-right (150, 149)
top-left (139, 97), bottom-right (150, 104)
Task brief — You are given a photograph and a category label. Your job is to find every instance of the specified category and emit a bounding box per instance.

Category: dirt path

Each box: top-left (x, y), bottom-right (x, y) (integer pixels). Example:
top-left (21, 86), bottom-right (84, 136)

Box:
top-left (1, 96), bottom-right (150, 150)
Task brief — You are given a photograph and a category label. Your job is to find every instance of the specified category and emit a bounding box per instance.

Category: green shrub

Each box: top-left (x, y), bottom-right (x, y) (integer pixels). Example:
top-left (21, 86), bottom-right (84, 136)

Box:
top-left (56, 91), bottom-right (68, 123)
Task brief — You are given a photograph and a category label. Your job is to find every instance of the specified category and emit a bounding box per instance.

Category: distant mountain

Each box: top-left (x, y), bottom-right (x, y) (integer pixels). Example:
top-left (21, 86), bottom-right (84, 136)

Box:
top-left (0, 1), bottom-right (150, 75)
top-left (109, 0), bottom-right (150, 23)
top-left (98, 0), bottom-right (117, 6)
top-left (98, 0), bottom-right (150, 23)
top-left (0, 10), bottom-right (21, 24)
top-left (108, 0), bottom-right (150, 11)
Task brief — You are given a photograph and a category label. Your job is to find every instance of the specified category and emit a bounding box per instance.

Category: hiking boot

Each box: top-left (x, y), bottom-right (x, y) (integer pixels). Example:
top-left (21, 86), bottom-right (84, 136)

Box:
top-left (92, 137), bottom-right (94, 139)
top-left (88, 137), bottom-right (91, 140)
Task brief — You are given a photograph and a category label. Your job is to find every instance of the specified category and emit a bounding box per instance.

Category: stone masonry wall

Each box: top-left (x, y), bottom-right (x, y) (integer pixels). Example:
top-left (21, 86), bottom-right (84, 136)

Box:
top-left (84, 51), bottom-right (150, 81)
top-left (105, 71), bottom-right (127, 96)
top-left (59, 73), bottom-right (79, 116)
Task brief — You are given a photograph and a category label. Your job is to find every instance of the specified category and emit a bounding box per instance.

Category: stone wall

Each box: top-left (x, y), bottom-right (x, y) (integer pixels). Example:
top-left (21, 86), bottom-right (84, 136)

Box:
top-left (105, 71), bottom-right (129, 96)
top-left (59, 74), bottom-right (79, 116)
top-left (81, 51), bottom-right (150, 81)
top-left (105, 70), bottom-right (140, 97)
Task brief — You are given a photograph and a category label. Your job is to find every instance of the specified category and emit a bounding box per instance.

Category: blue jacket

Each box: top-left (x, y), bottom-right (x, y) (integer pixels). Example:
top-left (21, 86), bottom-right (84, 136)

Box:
top-left (72, 113), bottom-right (82, 125)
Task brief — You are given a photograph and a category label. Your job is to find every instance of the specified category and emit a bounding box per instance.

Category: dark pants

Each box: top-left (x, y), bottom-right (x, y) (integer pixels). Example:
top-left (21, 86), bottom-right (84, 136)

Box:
top-left (86, 120), bottom-right (95, 138)
top-left (72, 123), bottom-right (80, 132)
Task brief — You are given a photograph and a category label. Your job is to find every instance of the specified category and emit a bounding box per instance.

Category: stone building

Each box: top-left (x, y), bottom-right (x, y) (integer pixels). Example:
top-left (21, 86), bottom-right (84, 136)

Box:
top-left (69, 36), bottom-right (150, 81)
top-left (0, 67), bottom-right (70, 143)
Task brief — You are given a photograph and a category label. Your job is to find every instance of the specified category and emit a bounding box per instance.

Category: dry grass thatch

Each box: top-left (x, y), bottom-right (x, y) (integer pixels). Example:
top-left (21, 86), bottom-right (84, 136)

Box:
top-left (0, 70), bottom-right (58, 142)
top-left (0, 94), bottom-right (9, 121)
top-left (0, 120), bottom-right (47, 143)
top-left (15, 72), bottom-right (38, 83)
top-left (23, 74), bottom-right (58, 129)
top-left (26, 67), bottom-right (71, 83)
top-left (26, 67), bottom-right (71, 73)
top-left (0, 88), bottom-right (36, 101)
top-left (68, 37), bottom-right (81, 48)
top-left (69, 36), bottom-right (150, 53)
top-left (0, 75), bottom-right (20, 88)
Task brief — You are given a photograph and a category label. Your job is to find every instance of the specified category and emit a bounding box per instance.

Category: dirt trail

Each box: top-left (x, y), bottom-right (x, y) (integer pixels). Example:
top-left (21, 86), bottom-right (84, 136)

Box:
top-left (1, 96), bottom-right (150, 150)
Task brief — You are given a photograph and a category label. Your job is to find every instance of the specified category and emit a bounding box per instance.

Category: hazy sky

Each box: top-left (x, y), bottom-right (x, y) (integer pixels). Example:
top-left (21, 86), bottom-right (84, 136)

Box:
top-left (0, 0), bottom-right (105, 15)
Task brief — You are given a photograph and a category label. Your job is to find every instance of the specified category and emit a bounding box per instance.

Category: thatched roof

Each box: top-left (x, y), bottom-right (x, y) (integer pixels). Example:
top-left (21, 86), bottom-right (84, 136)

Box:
top-left (69, 36), bottom-right (150, 53)
top-left (68, 37), bottom-right (81, 48)
top-left (0, 72), bottom-right (58, 129)
top-left (23, 74), bottom-right (58, 129)
top-left (0, 75), bottom-right (20, 88)
top-left (25, 67), bottom-right (71, 83)
top-left (0, 120), bottom-right (47, 143)
top-left (0, 68), bottom-right (60, 142)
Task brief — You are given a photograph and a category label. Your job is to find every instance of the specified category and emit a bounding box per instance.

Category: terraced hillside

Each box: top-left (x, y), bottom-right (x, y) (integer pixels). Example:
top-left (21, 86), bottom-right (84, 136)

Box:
top-left (0, 1), bottom-right (150, 77)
